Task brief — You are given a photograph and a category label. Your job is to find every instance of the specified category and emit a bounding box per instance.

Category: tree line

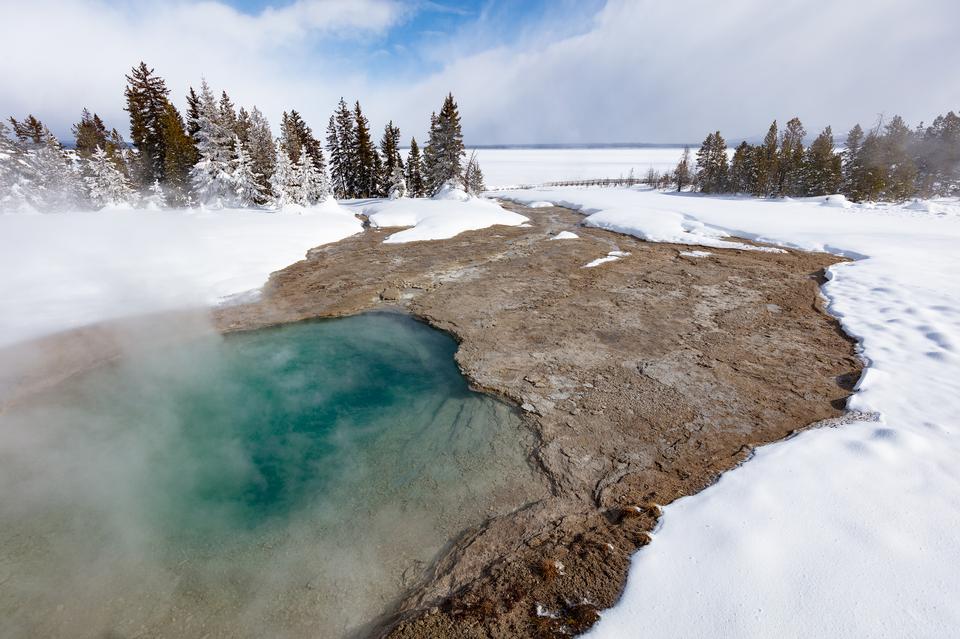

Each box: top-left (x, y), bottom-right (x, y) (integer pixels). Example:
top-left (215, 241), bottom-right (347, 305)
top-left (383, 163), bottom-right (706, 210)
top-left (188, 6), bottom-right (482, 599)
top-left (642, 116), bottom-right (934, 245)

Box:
top-left (658, 112), bottom-right (960, 201)
top-left (0, 62), bottom-right (485, 212)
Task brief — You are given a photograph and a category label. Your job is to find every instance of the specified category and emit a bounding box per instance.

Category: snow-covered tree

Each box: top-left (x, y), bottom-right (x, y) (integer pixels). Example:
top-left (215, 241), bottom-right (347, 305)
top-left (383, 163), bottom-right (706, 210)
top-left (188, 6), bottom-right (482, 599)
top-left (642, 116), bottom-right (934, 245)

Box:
top-left (462, 150), bottom-right (485, 195)
top-left (231, 135), bottom-right (263, 207)
top-left (387, 165), bottom-right (407, 199)
top-left (326, 98), bottom-right (355, 199)
top-left (189, 80), bottom-right (235, 207)
top-left (293, 152), bottom-right (329, 205)
top-left (246, 107), bottom-right (275, 202)
top-left (86, 147), bottom-right (135, 208)
top-left (0, 121), bottom-right (27, 211)
top-left (143, 179), bottom-right (166, 209)
top-left (270, 141), bottom-right (296, 209)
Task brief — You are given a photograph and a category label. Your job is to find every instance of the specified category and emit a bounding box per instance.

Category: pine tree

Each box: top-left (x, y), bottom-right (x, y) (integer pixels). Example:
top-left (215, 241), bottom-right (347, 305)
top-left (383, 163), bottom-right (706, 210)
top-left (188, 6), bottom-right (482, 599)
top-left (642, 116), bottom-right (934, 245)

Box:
top-left (755, 120), bottom-right (779, 196)
top-left (405, 136), bottom-right (425, 197)
top-left (8, 115), bottom-right (46, 143)
top-left (673, 146), bottom-right (692, 192)
top-left (160, 100), bottom-right (196, 206)
top-left (326, 98), bottom-right (356, 198)
top-left (803, 126), bottom-right (842, 195)
top-left (189, 81), bottom-right (235, 207)
top-left (695, 131), bottom-right (728, 193)
top-left (231, 135), bottom-right (263, 207)
top-left (73, 109), bottom-right (110, 159)
top-left (352, 101), bottom-right (379, 198)
top-left (882, 115), bottom-right (917, 201)
top-left (462, 150), bottom-right (485, 195)
top-left (729, 141), bottom-right (755, 193)
top-left (423, 94), bottom-right (466, 194)
top-left (124, 62), bottom-right (170, 191)
top-left (281, 110), bottom-right (325, 173)
top-left (236, 107), bottom-right (252, 144)
top-left (185, 87), bottom-right (202, 139)
top-left (842, 123), bottom-right (865, 200)
top-left (218, 91), bottom-right (239, 142)
top-left (379, 120), bottom-right (403, 195)
top-left (857, 128), bottom-right (887, 201)
top-left (246, 107), bottom-right (275, 203)
top-left (778, 117), bottom-right (806, 196)
top-left (270, 140), bottom-right (296, 209)
top-left (86, 147), bottom-right (134, 208)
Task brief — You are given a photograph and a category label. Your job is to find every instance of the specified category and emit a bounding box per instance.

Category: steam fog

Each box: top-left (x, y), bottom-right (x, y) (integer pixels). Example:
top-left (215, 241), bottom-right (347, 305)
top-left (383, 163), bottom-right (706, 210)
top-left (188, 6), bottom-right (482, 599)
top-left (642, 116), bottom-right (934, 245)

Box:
top-left (0, 313), bottom-right (546, 638)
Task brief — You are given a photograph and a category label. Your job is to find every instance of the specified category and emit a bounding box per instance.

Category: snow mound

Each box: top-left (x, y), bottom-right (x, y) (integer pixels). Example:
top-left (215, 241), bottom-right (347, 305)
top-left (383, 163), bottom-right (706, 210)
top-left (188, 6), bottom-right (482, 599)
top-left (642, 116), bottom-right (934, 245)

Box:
top-left (528, 201), bottom-right (555, 208)
top-left (551, 231), bottom-right (579, 240)
top-left (357, 197), bottom-right (528, 244)
top-left (0, 207), bottom-right (363, 347)
top-left (431, 181), bottom-right (471, 202)
top-left (679, 250), bottom-right (711, 257)
top-left (822, 194), bottom-right (852, 208)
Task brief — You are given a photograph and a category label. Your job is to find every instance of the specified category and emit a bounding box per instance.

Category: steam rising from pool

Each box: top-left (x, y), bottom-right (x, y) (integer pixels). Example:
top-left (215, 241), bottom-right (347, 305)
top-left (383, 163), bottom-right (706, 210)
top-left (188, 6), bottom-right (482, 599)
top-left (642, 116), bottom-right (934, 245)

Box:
top-left (0, 313), bottom-right (545, 638)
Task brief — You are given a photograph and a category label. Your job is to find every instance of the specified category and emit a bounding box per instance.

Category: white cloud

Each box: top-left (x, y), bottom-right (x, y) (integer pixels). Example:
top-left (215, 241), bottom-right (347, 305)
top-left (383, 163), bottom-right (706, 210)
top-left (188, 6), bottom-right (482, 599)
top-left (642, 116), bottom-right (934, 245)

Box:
top-left (0, 0), bottom-right (405, 137)
top-left (1, 0), bottom-right (958, 144)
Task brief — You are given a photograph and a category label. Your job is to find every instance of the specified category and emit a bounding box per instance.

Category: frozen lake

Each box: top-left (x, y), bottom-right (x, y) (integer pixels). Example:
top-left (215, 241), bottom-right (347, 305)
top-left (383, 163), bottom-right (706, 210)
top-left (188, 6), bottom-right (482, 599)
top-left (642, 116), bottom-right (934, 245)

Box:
top-left (469, 146), bottom-right (690, 188)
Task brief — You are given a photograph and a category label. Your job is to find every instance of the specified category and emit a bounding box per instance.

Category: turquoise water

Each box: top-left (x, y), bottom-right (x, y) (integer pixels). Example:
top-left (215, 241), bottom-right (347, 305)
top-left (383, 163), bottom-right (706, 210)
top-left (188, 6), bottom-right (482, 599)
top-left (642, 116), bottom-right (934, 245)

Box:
top-left (0, 313), bottom-right (544, 638)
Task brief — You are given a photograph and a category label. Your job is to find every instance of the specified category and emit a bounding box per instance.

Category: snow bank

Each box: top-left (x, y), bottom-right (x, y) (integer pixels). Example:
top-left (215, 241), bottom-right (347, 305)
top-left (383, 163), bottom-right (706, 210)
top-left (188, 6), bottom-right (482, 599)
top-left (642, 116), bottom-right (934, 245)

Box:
top-left (551, 231), bottom-right (579, 240)
top-left (502, 190), bottom-right (783, 253)
top-left (500, 187), bottom-right (960, 639)
top-left (0, 204), bottom-right (362, 347)
top-left (355, 195), bottom-right (527, 244)
top-left (528, 201), bottom-right (555, 208)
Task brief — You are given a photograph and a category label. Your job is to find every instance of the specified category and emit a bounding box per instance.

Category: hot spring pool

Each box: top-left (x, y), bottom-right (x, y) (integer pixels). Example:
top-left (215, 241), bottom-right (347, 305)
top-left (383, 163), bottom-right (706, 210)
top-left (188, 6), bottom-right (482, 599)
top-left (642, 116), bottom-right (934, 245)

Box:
top-left (0, 312), bottom-right (545, 638)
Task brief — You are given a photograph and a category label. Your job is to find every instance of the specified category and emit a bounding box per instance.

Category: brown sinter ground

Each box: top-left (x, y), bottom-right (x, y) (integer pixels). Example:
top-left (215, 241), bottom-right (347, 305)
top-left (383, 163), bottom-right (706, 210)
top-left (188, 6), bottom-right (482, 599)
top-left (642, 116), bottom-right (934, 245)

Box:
top-left (209, 201), bottom-right (861, 638)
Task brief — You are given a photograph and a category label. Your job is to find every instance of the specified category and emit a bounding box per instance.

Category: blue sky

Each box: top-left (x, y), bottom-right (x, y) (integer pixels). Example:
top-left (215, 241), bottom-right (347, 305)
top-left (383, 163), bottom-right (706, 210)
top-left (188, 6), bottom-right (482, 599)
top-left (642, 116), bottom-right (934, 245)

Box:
top-left (219, 0), bottom-right (605, 81)
top-left (2, 0), bottom-right (958, 145)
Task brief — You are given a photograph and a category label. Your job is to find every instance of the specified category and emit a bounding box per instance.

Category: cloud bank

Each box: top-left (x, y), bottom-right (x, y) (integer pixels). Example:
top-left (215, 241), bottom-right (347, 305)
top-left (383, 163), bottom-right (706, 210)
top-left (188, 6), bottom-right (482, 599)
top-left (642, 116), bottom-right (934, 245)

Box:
top-left (1, 0), bottom-right (958, 144)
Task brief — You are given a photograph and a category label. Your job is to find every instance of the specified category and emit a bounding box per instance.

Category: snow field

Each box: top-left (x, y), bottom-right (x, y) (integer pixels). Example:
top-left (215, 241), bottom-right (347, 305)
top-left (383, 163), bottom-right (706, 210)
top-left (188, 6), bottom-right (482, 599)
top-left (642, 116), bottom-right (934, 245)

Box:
top-left (500, 186), bottom-right (960, 639)
top-left (472, 147), bottom-right (689, 189)
top-left (0, 204), bottom-right (363, 348)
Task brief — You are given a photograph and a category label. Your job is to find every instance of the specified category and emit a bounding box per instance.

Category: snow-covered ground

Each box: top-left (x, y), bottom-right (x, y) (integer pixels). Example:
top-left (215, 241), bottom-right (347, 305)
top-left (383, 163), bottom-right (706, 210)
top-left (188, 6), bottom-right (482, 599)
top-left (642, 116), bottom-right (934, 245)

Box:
top-left (346, 184), bottom-right (527, 243)
top-left (471, 146), bottom-right (688, 189)
top-left (0, 190), bottom-right (529, 348)
top-left (499, 186), bottom-right (960, 638)
top-left (0, 204), bottom-right (363, 348)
